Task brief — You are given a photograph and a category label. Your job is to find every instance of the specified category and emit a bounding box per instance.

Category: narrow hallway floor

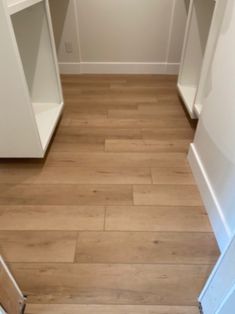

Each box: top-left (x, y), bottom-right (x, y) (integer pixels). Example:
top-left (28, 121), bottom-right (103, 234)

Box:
top-left (0, 75), bottom-right (219, 314)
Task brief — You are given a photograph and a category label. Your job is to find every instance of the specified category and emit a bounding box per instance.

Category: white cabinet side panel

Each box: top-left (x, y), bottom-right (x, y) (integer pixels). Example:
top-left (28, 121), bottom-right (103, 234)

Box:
top-left (194, 0), bottom-right (228, 115)
top-left (179, 0), bottom-right (215, 87)
top-left (11, 2), bottom-right (61, 104)
top-left (0, 1), bottom-right (42, 157)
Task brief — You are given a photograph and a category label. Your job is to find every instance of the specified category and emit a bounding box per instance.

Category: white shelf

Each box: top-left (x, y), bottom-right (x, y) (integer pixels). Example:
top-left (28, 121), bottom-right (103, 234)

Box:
top-left (7, 0), bottom-right (43, 15)
top-left (178, 84), bottom-right (197, 118)
top-left (33, 102), bottom-right (63, 150)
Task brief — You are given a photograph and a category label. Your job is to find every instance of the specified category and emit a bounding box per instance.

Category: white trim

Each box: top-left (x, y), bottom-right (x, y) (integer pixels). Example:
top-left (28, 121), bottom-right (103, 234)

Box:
top-left (59, 62), bottom-right (81, 74)
top-left (166, 63), bottom-right (180, 74)
top-left (8, 0), bottom-right (43, 15)
top-left (215, 281), bottom-right (235, 313)
top-left (81, 62), bottom-right (166, 74)
top-left (199, 233), bottom-right (235, 311)
top-left (59, 62), bottom-right (179, 75)
top-left (188, 144), bottom-right (232, 251)
top-left (0, 305), bottom-right (7, 314)
top-left (199, 239), bottom-right (233, 303)
top-left (0, 256), bottom-right (24, 298)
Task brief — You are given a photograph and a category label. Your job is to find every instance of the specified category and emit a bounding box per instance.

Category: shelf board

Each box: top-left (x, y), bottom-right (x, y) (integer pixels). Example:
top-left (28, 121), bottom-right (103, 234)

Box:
top-left (33, 102), bottom-right (63, 151)
top-left (8, 0), bottom-right (43, 15)
top-left (177, 83), bottom-right (197, 119)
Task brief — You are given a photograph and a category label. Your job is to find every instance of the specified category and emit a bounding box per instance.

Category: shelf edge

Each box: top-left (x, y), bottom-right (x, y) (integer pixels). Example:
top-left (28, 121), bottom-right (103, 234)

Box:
top-left (8, 0), bottom-right (43, 15)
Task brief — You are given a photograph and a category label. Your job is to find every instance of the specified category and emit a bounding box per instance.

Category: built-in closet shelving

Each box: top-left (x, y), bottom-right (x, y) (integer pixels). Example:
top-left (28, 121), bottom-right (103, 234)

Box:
top-left (0, 0), bottom-right (63, 157)
top-left (178, 0), bottom-right (219, 118)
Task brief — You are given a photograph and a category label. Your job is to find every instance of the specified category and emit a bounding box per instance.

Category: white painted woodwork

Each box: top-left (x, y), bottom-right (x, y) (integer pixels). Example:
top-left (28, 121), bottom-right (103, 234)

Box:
top-left (0, 256), bottom-right (25, 314)
top-left (194, 0), bottom-right (228, 117)
top-left (7, 0), bottom-right (43, 15)
top-left (189, 0), bottom-right (235, 253)
top-left (216, 283), bottom-right (235, 314)
top-left (199, 234), bottom-right (235, 314)
top-left (178, 0), bottom-right (215, 118)
top-left (0, 0), bottom-right (63, 157)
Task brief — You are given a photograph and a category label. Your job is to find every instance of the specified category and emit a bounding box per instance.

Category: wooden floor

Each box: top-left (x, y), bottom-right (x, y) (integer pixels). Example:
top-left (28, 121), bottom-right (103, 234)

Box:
top-left (0, 75), bottom-right (219, 314)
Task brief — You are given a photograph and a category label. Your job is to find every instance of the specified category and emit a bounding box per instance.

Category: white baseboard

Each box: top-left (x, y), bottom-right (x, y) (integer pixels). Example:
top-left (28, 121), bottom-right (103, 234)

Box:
top-left (59, 62), bottom-right (179, 75)
top-left (188, 144), bottom-right (232, 252)
top-left (59, 63), bottom-right (81, 74)
top-left (165, 63), bottom-right (180, 74)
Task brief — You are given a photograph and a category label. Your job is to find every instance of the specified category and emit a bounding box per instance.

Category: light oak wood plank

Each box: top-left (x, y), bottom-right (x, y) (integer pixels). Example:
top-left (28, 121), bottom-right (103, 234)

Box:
top-left (0, 206), bottom-right (105, 231)
top-left (0, 184), bottom-right (133, 205)
top-left (59, 117), bottom-right (71, 127)
top-left (0, 167), bottom-right (151, 184)
top-left (55, 127), bottom-right (142, 140)
top-left (10, 263), bottom-right (211, 305)
top-left (63, 95), bottom-right (157, 104)
top-left (0, 231), bottom-right (77, 262)
top-left (75, 231), bottom-right (219, 265)
top-left (68, 117), bottom-right (191, 129)
top-left (51, 142), bottom-right (105, 153)
top-left (64, 95), bottom-right (159, 103)
top-left (105, 206), bottom-right (211, 232)
top-left (109, 83), bottom-right (177, 90)
top-left (133, 185), bottom-right (203, 206)
top-left (63, 103), bottom-right (139, 111)
top-left (138, 103), bottom-right (185, 115)
top-left (62, 110), bottom-right (107, 120)
top-left (106, 90), bottom-right (178, 98)
top-left (142, 128), bottom-right (194, 140)
top-left (151, 167), bottom-right (196, 184)
top-left (108, 107), bottom-right (184, 118)
top-left (25, 304), bottom-right (199, 314)
top-left (105, 139), bottom-right (190, 153)
top-left (46, 152), bottom-right (188, 168)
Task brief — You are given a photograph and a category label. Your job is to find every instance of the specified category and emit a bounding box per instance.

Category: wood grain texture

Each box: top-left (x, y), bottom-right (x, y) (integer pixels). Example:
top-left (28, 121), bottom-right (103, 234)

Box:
top-left (0, 231), bottom-right (77, 262)
top-left (25, 304), bottom-right (199, 314)
top-left (105, 206), bottom-right (211, 232)
top-left (151, 166), bottom-right (196, 184)
top-left (50, 140), bottom-right (104, 153)
top-left (142, 128), bottom-right (194, 140)
top-left (68, 117), bottom-right (190, 129)
top-left (0, 184), bottom-right (133, 205)
top-left (0, 75), bottom-right (218, 310)
top-left (133, 185), bottom-right (203, 206)
top-left (107, 108), bottom-right (185, 119)
top-left (10, 263), bottom-right (211, 305)
top-left (75, 231), bottom-right (219, 264)
top-left (55, 126), bottom-right (142, 139)
top-left (105, 139), bottom-right (190, 153)
top-left (46, 152), bottom-right (188, 168)
top-left (0, 167), bottom-right (151, 184)
top-left (0, 206), bottom-right (105, 231)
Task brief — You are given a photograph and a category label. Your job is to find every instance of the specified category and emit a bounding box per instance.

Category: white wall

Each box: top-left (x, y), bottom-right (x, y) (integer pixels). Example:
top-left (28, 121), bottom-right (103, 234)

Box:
top-left (189, 0), bottom-right (235, 251)
top-left (50, 0), bottom-right (80, 63)
top-left (50, 0), bottom-right (188, 74)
